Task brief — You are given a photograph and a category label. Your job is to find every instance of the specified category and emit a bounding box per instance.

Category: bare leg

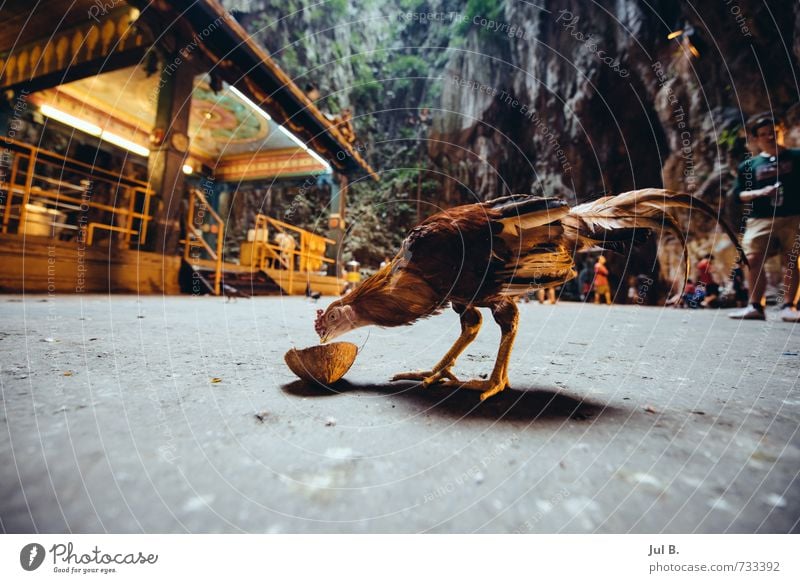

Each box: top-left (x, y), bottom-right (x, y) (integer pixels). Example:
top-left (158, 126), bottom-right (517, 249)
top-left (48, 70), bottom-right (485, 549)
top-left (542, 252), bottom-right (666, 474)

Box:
top-left (441, 299), bottom-right (519, 400)
top-left (747, 252), bottom-right (768, 306)
top-left (391, 304), bottom-right (482, 386)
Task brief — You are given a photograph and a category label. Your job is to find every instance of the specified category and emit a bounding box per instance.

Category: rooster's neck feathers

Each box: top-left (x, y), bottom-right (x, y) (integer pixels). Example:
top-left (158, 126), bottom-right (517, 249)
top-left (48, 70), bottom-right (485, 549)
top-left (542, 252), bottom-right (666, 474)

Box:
top-left (336, 260), bottom-right (442, 327)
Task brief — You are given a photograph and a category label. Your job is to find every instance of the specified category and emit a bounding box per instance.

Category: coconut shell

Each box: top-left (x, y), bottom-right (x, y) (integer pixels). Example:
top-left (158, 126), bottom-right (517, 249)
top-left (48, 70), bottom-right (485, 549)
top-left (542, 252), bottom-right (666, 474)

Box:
top-left (284, 342), bottom-right (358, 384)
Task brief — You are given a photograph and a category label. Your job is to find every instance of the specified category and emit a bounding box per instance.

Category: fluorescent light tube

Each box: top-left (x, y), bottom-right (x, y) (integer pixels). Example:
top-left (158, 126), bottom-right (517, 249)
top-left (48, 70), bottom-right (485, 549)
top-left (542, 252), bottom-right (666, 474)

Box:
top-left (40, 104), bottom-right (102, 136)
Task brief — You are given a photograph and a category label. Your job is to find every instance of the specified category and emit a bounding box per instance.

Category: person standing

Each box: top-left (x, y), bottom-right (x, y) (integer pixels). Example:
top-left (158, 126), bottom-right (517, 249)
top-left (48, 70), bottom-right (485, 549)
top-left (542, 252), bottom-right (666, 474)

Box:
top-left (593, 255), bottom-right (612, 304)
top-left (729, 113), bottom-right (800, 321)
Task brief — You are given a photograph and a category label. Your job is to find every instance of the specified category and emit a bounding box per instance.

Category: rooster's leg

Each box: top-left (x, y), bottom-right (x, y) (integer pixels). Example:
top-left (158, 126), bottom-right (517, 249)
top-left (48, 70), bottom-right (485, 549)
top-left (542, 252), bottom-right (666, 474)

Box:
top-left (391, 304), bottom-right (482, 386)
top-left (441, 299), bottom-right (519, 400)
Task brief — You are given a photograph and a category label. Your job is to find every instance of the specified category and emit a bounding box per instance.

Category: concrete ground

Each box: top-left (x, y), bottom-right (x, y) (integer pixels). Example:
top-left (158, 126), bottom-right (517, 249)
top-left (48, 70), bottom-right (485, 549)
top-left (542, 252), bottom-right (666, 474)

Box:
top-left (0, 294), bottom-right (798, 533)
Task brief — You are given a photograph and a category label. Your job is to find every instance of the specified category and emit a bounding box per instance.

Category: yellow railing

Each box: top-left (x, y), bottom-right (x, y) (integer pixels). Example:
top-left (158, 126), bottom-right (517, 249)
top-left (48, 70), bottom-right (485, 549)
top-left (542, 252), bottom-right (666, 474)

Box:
top-left (183, 188), bottom-right (224, 295)
top-left (249, 214), bottom-right (335, 293)
top-left (0, 138), bottom-right (153, 245)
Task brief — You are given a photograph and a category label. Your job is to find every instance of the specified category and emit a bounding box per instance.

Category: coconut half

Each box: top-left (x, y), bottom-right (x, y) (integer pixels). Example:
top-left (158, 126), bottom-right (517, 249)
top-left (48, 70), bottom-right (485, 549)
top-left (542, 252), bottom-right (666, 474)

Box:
top-left (284, 342), bottom-right (358, 384)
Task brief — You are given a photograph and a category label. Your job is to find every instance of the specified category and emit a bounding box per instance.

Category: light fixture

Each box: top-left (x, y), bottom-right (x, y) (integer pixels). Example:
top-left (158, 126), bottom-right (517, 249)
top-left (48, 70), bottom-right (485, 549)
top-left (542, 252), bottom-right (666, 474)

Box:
top-left (667, 29), bottom-right (683, 40)
top-left (40, 105), bottom-right (150, 157)
top-left (228, 85), bottom-right (332, 172)
top-left (275, 124), bottom-right (332, 170)
top-left (182, 164), bottom-right (193, 175)
top-left (229, 86), bottom-right (271, 121)
top-left (41, 104), bottom-right (101, 136)
top-left (100, 130), bottom-right (150, 157)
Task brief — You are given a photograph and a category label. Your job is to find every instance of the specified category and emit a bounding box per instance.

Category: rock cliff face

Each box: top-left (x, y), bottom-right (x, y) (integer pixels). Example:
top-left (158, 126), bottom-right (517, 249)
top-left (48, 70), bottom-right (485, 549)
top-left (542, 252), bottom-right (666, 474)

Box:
top-left (224, 0), bottom-right (800, 289)
top-left (438, 1), bottom-right (799, 197)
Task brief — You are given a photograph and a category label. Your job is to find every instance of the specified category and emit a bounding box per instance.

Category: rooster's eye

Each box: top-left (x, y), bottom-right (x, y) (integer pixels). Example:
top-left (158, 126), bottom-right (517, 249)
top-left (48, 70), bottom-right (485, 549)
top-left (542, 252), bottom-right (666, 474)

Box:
top-left (329, 311), bottom-right (339, 322)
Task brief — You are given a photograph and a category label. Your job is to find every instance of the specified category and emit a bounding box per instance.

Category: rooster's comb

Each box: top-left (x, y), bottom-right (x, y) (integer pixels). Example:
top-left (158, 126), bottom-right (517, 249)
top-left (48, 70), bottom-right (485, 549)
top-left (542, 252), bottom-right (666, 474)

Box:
top-left (314, 309), bottom-right (325, 336)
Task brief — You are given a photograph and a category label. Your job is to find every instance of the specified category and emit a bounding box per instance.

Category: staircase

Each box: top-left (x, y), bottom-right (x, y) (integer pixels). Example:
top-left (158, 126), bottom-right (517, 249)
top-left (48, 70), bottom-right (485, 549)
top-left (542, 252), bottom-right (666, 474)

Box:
top-left (181, 255), bottom-right (288, 297)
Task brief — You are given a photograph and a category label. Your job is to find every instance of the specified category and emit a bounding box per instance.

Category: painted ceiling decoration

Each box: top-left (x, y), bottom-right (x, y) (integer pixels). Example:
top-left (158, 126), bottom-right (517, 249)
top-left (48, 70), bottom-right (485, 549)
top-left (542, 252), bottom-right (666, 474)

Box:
top-left (190, 82), bottom-right (271, 157)
top-left (31, 66), bottom-right (327, 178)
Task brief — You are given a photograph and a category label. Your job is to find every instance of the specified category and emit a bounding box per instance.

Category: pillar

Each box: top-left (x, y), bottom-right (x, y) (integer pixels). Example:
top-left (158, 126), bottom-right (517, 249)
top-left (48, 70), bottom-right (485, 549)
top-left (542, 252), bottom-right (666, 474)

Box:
top-left (144, 52), bottom-right (195, 254)
top-left (329, 174), bottom-right (348, 278)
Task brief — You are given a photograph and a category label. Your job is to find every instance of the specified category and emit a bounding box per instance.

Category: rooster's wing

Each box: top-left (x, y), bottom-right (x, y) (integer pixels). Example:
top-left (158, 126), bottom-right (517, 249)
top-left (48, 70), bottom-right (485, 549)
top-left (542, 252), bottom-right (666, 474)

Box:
top-left (402, 195), bottom-right (574, 302)
top-left (487, 195), bottom-right (576, 296)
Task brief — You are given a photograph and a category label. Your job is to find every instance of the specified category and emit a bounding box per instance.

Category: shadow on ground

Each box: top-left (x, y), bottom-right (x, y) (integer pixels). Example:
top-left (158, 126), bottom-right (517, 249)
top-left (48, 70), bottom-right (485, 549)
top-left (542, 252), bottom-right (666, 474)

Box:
top-left (281, 379), bottom-right (615, 423)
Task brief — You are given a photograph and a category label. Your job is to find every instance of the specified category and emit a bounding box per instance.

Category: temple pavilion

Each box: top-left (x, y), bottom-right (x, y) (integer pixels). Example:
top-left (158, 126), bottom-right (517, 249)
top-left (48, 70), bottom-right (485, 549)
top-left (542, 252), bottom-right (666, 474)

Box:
top-left (0, 0), bottom-right (376, 295)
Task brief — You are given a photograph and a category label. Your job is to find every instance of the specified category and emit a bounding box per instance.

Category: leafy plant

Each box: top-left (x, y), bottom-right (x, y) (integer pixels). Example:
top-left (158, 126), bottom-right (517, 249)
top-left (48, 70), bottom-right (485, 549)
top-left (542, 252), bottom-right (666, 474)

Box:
top-left (717, 126), bottom-right (741, 151)
top-left (456, 0), bottom-right (505, 37)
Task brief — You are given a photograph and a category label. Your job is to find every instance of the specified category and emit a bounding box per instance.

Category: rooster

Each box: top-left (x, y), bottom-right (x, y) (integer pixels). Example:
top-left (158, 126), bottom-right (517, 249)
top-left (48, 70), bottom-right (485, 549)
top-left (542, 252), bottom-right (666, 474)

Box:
top-left (315, 189), bottom-right (745, 400)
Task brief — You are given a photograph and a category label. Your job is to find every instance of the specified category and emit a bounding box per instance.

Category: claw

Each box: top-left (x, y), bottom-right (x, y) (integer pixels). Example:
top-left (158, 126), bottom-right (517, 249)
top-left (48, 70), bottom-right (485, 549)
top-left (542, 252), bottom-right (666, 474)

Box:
top-left (479, 382), bottom-right (506, 401)
top-left (438, 377), bottom-right (510, 400)
top-left (390, 370), bottom-right (431, 382)
top-left (390, 367), bottom-right (459, 386)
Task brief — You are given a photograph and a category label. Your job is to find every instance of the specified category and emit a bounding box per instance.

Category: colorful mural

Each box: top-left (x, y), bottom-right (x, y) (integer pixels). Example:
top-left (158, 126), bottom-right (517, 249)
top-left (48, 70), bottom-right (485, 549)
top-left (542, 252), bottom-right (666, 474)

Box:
top-left (35, 66), bottom-right (322, 177)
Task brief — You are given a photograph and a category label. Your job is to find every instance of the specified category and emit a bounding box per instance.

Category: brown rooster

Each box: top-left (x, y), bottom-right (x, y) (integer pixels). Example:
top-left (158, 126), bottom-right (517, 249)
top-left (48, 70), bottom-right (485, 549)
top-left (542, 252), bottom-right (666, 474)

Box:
top-left (315, 189), bottom-right (745, 400)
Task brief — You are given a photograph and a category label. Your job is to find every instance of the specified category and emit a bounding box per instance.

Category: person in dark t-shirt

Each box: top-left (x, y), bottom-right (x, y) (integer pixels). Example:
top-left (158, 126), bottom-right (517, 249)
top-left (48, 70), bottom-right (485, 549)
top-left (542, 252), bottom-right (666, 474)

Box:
top-left (729, 113), bottom-right (800, 322)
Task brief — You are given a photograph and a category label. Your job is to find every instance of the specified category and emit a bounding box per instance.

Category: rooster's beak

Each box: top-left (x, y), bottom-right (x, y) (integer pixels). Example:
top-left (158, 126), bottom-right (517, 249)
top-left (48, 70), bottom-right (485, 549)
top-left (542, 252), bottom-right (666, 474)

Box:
top-left (319, 332), bottom-right (330, 344)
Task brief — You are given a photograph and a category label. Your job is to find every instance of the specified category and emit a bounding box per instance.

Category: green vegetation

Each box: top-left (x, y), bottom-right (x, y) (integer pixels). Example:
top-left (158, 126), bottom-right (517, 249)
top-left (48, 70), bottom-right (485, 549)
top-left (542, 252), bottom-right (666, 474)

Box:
top-left (330, 41), bottom-right (346, 60)
top-left (717, 126), bottom-right (742, 151)
top-left (456, 0), bottom-right (505, 37)
top-left (385, 55), bottom-right (428, 93)
top-left (237, 0), bottom-right (463, 263)
top-left (349, 53), bottom-right (381, 105)
top-left (398, 0), bottom-right (427, 10)
top-left (278, 45), bottom-right (301, 75)
top-left (310, 0), bottom-right (348, 22)
top-left (350, 79), bottom-right (382, 107)
top-left (343, 181), bottom-right (416, 265)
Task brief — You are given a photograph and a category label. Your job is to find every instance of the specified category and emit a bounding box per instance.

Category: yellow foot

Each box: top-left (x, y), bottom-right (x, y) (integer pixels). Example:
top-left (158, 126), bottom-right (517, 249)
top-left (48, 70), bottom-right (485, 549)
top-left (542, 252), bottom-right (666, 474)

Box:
top-left (440, 378), bottom-right (510, 401)
top-left (390, 367), bottom-right (459, 387)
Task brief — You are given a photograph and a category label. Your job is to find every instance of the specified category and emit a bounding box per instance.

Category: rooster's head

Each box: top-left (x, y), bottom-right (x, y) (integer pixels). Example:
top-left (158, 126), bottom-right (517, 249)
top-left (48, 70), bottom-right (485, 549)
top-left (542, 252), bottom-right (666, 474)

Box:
top-left (315, 303), bottom-right (360, 343)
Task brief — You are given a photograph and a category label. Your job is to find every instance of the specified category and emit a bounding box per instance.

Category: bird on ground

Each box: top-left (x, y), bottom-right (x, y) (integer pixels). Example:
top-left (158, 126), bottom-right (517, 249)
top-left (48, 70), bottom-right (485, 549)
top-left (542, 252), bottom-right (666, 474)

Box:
top-left (306, 284), bottom-right (322, 302)
top-left (314, 189), bottom-right (746, 400)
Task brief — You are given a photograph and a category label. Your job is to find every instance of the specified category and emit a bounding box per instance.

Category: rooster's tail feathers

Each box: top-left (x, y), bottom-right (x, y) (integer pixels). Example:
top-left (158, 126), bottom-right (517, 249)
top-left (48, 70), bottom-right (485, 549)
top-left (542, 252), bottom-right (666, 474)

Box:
top-left (564, 188), bottom-right (746, 293)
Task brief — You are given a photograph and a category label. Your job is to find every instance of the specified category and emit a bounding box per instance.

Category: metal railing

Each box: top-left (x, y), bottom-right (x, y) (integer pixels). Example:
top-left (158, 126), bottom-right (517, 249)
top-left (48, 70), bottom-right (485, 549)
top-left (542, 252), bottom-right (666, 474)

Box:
top-left (183, 187), bottom-right (224, 295)
top-left (249, 213), bottom-right (335, 293)
top-left (0, 138), bottom-right (153, 245)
